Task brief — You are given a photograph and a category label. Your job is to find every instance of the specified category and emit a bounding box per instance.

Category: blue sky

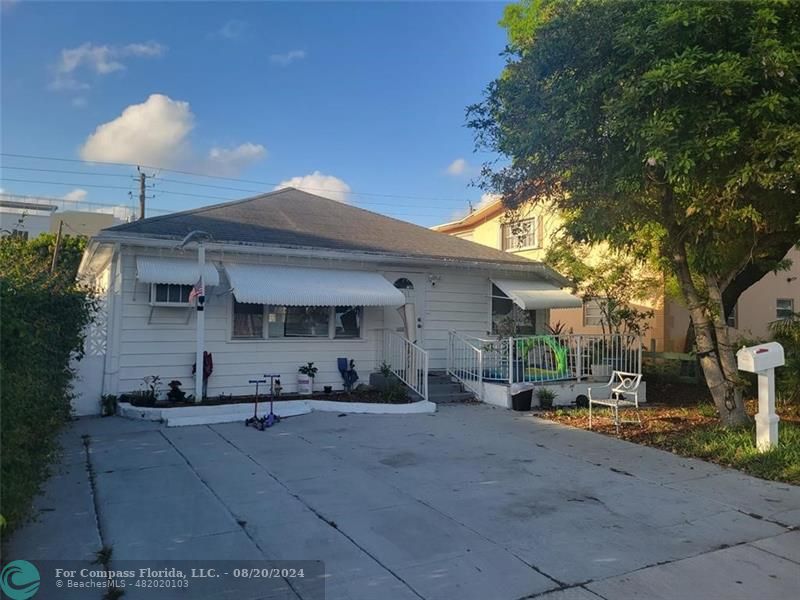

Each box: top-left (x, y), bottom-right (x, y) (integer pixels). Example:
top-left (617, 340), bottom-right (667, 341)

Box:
top-left (1, 1), bottom-right (510, 226)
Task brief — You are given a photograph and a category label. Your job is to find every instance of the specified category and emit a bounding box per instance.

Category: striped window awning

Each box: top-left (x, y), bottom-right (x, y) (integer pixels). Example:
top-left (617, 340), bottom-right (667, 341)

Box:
top-left (136, 257), bottom-right (220, 286)
top-left (492, 278), bottom-right (582, 310)
top-left (223, 263), bottom-right (406, 307)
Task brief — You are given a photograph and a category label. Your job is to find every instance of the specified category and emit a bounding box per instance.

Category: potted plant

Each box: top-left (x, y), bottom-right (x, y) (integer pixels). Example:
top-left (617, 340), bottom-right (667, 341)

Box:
top-left (166, 380), bottom-right (186, 403)
top-left (297, 362), bottom-right (318, 395)
top-left (536, 387), bottom-right (557, 409)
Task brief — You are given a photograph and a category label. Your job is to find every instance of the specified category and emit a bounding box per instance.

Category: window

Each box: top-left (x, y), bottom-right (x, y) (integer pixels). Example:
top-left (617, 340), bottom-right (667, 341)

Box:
top-left (233, 301), bottom-right (265, 338)
top-left (335, 306), bottom-right (362, 339)
top-left (234, 303), bottom-right (364, 340)
top-left (776, 298), bottom-right (795, 320)
top-left (267, 306), bottom-right (332, 338)
top-left (501, 218), bottom-right (539, 251)
top-left (151, 283), bottom-right (192, 305)
top-left (726, 304), bottom-right (738, 329)
top-left (583, 299), bottom-right (605, 327)
top-left (491, 284), bottom-right (536, 335)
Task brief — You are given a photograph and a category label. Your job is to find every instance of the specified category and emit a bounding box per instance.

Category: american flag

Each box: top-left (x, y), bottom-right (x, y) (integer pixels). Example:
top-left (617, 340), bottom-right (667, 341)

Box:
top-left (189, 280), bottom-right (204, 304)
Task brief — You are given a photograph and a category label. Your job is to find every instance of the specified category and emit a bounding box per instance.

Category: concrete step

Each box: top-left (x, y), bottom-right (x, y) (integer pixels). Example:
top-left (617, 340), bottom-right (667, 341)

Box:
top-left (427, 381), bottom-right (463, 391)
top-left (428, 390), bottom-right (475, 404)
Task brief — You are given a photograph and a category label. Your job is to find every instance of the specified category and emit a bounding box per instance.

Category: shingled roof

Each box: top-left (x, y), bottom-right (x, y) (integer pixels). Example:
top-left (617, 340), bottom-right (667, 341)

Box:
top-left (102, 188), bottom-right (537, 266)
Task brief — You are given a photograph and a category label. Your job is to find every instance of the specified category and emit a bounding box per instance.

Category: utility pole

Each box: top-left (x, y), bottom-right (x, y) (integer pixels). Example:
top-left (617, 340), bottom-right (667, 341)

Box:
top-left (136, 166), bottom-right (156, 220)
top-left (138, 167), bottom-right (147, 220)
top-left (50, 220), bottom-right (63, 274)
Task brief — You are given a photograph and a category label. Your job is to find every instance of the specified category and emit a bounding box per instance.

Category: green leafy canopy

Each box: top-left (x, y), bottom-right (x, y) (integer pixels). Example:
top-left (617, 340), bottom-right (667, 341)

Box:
top-left (471, 0), bottom-right (800, 282)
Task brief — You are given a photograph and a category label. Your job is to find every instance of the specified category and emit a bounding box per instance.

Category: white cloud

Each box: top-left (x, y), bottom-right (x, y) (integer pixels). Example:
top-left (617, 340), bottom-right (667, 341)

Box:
top-left (79, 94), bottom-right (266, 175)
top-left (72, 96), bottom-right (88, 108)
top-left (446, 158), bottom-right (468, 176)
top-left (206, 143), bottom-right (267, 176)
top-left (50, 41), bottom-right (166, 91)
top-left (274, 172), bottom-right (351, 203)
top-left (269, 50), bottom-right (306, 66)
top-left (80, 94), bottom-right (194, 166)
top-left (62, 188), bottom-right (88, 202)
top-left (211, 19), bottom-right (247, 40)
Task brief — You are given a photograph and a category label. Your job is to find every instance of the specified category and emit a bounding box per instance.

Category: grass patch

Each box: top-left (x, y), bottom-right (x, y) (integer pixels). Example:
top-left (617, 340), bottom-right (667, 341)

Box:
top-left (537, 399), bottom-right (800, 485)
top-left (668, 423), bottom-right (800, 484)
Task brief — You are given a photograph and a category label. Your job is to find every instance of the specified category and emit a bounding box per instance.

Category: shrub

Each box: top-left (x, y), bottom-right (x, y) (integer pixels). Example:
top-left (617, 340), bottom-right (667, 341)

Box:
top-left (770, 315), bottom-right (800, 403)
top-left (383, 381), bottom-right (408, 404)
top-left (0, 233), bottom-right (94, 530)
top-left (536, 387), bottom-right (557, 409)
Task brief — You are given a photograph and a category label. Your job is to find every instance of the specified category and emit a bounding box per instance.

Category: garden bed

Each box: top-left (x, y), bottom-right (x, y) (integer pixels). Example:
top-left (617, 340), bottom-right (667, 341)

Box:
top-left (534, 383), bottom-right (800, 485)
top-left (122, 387), bottom-right (411, 408)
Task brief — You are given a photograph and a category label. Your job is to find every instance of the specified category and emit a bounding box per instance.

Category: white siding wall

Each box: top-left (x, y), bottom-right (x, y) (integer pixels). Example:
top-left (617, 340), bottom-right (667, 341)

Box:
top-left (421, 272), bottom-right (549, 370)
top-left (423, 271), bottom-right (492, 370)
top-left (114, 250), bottom-right (386, 398)
top-left (111, 246), bottom-right (551, 397)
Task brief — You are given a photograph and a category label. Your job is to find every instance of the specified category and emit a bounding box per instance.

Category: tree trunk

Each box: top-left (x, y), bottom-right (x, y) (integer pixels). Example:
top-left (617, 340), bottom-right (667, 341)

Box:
top-left (704, 275), bottom-right (751, 426)
top-left (669, 237), bottom-right (750, 427)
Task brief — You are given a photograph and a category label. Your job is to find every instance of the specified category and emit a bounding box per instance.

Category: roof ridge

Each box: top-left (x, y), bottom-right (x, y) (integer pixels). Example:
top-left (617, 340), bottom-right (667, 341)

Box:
top-left (106, 187), bottom-right (303, 231)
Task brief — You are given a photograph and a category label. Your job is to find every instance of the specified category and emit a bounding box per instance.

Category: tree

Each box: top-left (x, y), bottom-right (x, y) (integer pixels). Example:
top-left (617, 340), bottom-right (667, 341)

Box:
top-left (545, 238), bottom-right (657, 338)
top-left (469, 0), bottom-right (800, 426)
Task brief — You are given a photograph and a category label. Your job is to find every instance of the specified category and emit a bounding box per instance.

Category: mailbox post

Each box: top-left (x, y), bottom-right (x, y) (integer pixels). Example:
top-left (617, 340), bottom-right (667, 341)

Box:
top-left (736, 342), bottom-right (785, 452)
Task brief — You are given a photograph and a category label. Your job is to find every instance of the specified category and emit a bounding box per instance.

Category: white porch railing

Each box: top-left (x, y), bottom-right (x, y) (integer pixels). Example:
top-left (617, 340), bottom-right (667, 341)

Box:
top-left (383, 330), bottom-right (429, 401)
top-left (447, 331), bottom-right (484, 397)
top-left (447, 332), bottom-right (643, 392)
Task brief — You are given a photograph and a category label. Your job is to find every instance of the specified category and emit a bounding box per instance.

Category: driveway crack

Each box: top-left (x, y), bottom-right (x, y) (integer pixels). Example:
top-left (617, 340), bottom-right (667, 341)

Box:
top-left (159, 428), bottom-right (308, 600)
top-left (209, 425), bottom-right (428, 600)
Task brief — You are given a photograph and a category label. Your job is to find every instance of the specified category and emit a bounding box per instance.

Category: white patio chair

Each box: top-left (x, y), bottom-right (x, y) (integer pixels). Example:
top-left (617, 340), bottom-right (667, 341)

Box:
top-left (588, 371), bottom-right (643, 434)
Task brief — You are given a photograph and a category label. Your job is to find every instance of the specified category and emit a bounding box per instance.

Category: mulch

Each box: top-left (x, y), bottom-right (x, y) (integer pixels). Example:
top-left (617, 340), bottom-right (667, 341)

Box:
top-left (534, 380), bottom-right (800, 446)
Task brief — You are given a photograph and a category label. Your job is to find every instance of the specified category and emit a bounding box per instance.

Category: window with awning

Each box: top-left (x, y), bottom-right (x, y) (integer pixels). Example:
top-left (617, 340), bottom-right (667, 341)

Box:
top-left (136, 256), bottom-right (220, 286)
top-left (223, 263), bottom-right (406, 306)
top-left (491, 278), bottom-right (582, 311)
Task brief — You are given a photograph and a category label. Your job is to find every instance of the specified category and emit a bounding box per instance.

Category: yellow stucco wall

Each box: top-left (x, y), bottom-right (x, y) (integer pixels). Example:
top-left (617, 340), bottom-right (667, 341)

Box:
top-left (436, 201), bottom-right (798, 350)
top-left (435, 201), bottom-right (669, 349)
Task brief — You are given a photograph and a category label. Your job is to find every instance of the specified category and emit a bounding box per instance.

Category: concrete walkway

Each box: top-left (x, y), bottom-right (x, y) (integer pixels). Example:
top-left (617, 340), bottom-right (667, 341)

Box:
top-left (7, 404), bottom-right (800, 599)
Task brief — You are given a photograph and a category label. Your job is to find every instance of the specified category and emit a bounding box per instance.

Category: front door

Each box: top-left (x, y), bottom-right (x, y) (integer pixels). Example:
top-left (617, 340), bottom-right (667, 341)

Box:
top-left (383, 272), bottom-right (426, 346)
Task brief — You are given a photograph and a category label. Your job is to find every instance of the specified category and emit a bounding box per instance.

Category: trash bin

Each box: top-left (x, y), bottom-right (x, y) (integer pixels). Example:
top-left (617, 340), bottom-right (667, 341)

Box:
top-left (511, 388), bottom-right (533, 411)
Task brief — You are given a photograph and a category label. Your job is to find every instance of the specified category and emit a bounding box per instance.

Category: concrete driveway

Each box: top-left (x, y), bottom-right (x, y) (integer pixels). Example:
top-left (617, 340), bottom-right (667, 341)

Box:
top-left (10, 404), bottom-right (800, 600)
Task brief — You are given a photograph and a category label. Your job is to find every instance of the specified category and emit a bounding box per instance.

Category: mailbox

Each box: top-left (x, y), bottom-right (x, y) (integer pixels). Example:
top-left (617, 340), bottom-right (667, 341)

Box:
top-left (736, 342), bottom-right (785, 373)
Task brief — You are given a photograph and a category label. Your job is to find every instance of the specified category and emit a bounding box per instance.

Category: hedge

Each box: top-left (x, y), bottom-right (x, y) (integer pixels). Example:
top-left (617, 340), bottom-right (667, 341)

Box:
top-left (0, 234), bottom-right (94, 531)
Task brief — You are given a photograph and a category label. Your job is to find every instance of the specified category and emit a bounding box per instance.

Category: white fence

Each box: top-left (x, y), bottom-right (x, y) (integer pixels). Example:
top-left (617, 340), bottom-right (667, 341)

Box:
top-left (383, 330), bottom-right (429, 401)
top-left (447, 331), bottom-right (484, 397)
top-left (448, 332), bottom-right (642, 387)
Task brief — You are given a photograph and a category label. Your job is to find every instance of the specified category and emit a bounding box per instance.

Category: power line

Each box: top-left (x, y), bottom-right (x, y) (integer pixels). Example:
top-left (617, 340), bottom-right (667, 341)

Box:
top-left (0, 176), bottom-right (465, 217)
top-left (1, 178), bottom-right (133, 192)
top-left (0, 152), bottom-right (477, 205)
top-left (1, 165), bottom-right (133, 178)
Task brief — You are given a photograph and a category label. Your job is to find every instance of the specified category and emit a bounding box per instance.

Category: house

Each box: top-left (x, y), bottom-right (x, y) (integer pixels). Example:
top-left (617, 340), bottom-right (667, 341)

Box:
top-left (433, 198), bottom-right (799, 350)
top-left (1, 195), bottom-right (133, 239)
top-left (73, 187), bottom-right (591, 415)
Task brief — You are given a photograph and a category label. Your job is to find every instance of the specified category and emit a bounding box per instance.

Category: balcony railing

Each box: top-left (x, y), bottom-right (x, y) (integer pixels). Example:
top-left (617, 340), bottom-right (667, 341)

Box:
top-left (448, 332), bottom-right (642, 387)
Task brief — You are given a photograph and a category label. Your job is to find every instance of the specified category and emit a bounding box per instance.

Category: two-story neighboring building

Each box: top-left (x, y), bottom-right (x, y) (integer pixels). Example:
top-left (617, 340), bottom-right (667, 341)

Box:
top-left (433, 198), bottom-right (799, 350)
